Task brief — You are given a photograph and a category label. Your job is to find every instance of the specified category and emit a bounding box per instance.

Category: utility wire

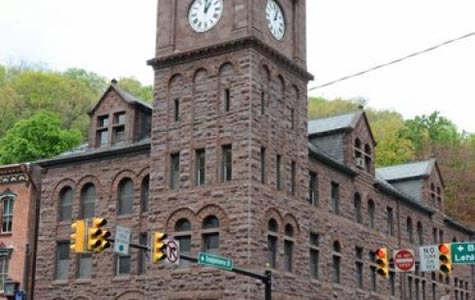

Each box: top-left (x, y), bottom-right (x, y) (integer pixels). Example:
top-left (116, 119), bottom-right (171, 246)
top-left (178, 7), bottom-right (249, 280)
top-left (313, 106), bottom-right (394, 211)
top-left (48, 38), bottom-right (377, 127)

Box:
top-left (308, 31), bottom-right (475, 91)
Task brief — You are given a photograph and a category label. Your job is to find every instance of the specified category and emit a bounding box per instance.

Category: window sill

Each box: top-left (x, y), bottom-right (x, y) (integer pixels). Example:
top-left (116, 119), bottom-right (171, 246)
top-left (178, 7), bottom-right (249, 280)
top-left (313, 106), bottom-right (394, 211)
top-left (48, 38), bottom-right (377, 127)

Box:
top-left (0, 232), bottom-right (12, 237)
top-left (116, 214), bottom-right (135, 220)
top-left (172, 267), bottom-right (193, 275)
top-left (52, 280), bottom-right (69, 286)
top-left (199, 266), bottom-right (220, 274)
top-left (74, 278), bottom-right (92, 284)
top-left (112, 276), bottom-right (131, 282)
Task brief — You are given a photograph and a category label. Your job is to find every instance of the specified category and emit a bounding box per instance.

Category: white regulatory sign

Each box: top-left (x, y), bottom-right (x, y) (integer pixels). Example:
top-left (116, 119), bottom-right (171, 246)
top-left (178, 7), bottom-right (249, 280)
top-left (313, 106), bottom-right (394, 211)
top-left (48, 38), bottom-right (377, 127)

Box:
top-left (419, 245), bottom-right (440, 272)
top-left (114, 225), bottom-right (132, 255)
top-left (166, 239), bottom-right (180, 266)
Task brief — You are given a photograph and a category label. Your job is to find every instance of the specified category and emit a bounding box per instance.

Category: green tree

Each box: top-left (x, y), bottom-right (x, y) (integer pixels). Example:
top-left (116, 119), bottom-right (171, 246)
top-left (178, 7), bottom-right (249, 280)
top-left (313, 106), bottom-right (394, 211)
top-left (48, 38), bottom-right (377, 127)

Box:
top-left (117, 77), bottom-right (153, 103)
top-left (63, 68), bottom-right (108, 97)
top-left (0, 111), bottom-right (83, 164)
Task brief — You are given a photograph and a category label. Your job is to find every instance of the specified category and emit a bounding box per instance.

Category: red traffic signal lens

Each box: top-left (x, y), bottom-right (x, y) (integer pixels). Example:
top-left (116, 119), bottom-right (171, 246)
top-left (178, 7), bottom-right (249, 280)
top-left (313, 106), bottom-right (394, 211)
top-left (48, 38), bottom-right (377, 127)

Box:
top-left (439, 244), bottom-right (449, 254)
top-left (376, 248), bottom-right (386, 258)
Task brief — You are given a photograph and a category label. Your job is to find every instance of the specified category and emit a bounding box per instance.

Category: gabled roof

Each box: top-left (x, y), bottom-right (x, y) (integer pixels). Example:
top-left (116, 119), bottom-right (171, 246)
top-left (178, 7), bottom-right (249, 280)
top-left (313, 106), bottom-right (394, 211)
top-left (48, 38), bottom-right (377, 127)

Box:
top-left (376, 159), bottom-right (441, 183)
top-left (308, 111), bottom-right (362, 136)
top-left (308, 110), bottom-right (376, 145)
top-left (88, 83), bottom-right (152, 115)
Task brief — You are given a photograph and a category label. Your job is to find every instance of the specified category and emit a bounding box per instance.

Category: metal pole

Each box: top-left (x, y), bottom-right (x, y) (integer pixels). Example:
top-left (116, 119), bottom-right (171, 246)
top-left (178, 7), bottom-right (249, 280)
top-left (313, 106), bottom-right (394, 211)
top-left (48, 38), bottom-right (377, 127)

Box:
top-left (264, 270), bottom-right (272, 300)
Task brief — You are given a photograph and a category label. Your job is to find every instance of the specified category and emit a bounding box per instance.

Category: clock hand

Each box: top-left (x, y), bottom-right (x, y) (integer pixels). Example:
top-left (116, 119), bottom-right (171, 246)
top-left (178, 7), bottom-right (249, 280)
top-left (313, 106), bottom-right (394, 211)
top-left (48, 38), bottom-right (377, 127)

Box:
top-left (274, 11), bottom-right (278, 21)
top-left (205, 0), bottom-right (212, 13)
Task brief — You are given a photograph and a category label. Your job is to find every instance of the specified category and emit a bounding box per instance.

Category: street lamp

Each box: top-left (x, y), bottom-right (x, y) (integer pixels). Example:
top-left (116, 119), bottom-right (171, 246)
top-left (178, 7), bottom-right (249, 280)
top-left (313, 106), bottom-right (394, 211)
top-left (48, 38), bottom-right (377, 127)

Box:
top-left (3, 278), bottom-right (19, 297)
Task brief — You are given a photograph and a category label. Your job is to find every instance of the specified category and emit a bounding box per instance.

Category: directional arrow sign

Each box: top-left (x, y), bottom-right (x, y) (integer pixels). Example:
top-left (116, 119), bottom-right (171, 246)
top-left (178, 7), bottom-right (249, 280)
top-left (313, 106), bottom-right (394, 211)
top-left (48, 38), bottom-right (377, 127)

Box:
top-left (451, 242), bottom-right (475, 264)
top-left (198, 252), bottom-right (234, 270)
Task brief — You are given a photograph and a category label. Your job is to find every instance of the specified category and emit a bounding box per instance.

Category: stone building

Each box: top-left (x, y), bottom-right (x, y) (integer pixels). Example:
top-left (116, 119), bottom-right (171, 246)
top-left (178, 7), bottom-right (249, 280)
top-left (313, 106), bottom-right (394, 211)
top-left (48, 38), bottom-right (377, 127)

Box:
top-left (33, 1), bottom-right (474, 300)
top-left (0, 164), bottom-right (40, 299)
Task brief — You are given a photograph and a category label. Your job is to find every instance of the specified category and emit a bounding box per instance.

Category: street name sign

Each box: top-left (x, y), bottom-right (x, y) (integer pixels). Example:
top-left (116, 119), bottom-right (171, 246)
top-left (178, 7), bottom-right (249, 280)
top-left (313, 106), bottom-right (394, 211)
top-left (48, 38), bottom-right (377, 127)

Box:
top-left (198, 252), bottom-right (234, 270)
top-left (394, 249), bottom-right (416, 272)
top-left (419, 245), bottom-right (439, 272)
top-left (114, 225), bottom-right (131, 255)
top-left (451, 242), bottom-right (475, 264)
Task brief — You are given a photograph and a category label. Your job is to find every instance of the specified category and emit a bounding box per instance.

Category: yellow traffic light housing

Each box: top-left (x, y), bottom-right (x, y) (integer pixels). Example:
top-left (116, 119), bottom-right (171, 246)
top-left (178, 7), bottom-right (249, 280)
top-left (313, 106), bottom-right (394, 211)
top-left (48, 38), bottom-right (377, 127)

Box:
top-left (152, 232), bottom-right (168, 263)
top-left (439, 243), bottom-right (452, 274)
top-left (70, 219), bottom-right (86, 253)
top-left (87, 218), bottom-right (111, 253)
top-left (375, 247), bottom-right (389, 279)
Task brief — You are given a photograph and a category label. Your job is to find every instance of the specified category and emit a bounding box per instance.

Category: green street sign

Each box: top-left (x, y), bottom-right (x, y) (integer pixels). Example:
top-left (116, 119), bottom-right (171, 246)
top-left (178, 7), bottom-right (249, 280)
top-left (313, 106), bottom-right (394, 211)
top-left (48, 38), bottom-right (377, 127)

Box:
top-left (198, 252), bottom-right (234, 270)
top-left (451, 242), bottom-right (475, 264)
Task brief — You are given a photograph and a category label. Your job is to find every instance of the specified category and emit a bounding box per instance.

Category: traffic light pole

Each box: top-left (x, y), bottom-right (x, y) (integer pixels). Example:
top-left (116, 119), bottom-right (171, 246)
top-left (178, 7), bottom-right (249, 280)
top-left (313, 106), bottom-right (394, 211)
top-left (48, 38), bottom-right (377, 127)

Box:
top-left (174, 254), bottom-right (272, 300)
top-left (106, 239), bottom-right (273, 300)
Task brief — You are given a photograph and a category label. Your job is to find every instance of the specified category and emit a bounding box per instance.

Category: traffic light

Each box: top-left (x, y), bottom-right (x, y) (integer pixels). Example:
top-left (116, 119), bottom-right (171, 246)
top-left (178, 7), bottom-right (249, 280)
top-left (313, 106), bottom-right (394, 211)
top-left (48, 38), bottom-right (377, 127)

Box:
top-left (87, 218), bottom-right (111, 253)
top-left (375, 247), bottom-right (389, 279)
top-left (70, 219), bottom-right (86, 253)
top-left (439, 243), bottom-right (452, 274)
top-left (152, 232), bottom-right (167, 263)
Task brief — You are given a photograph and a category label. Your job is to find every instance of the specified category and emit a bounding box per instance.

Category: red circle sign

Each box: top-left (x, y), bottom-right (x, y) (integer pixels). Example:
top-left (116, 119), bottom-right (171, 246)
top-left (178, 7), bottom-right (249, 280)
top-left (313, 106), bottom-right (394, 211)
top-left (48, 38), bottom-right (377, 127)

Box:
top-left (394, 249), bottom-right (415, 271)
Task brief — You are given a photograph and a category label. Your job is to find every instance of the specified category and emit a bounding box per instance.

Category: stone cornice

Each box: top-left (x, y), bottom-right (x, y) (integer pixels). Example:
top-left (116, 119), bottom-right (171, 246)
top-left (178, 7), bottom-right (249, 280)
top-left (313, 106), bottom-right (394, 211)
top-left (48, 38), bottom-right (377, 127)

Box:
top-left (0, 164), bottom-right (28, 184)
top-left (147, 36), bottom-right (314, 82)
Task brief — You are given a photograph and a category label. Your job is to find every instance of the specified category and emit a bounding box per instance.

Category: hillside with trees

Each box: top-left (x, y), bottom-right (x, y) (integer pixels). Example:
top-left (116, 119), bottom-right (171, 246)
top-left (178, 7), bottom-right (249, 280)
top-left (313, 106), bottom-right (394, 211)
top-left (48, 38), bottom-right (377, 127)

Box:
top-left (0, 64), bottom-right (473, 225)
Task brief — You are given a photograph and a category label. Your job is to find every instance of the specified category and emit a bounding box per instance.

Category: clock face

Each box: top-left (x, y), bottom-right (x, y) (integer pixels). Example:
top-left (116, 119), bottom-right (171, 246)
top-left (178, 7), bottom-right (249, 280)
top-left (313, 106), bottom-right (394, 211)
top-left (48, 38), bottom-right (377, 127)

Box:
top-left (188, 0), bottom-right (224, 33)
top-left (266, 0), bottom-right (285, 40)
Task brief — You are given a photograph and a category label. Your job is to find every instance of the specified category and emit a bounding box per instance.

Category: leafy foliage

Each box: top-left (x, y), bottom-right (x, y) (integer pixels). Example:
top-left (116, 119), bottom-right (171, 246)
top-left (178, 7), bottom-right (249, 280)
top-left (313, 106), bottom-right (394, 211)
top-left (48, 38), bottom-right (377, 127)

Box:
top-left (0, 111), bottom-right (83, 164)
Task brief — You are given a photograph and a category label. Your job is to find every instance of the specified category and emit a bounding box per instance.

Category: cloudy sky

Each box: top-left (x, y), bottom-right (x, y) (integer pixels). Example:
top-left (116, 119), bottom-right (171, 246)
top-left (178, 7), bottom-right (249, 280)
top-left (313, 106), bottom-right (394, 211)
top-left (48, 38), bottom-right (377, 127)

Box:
top-left (1, 0), bottom-right (474, 132)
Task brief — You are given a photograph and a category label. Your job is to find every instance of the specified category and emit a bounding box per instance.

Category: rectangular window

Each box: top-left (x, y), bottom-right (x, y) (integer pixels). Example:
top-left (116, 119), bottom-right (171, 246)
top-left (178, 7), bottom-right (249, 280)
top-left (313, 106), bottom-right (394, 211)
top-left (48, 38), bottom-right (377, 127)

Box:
top-left (174, 98), bottom-right (180, 122)
top-left (355, 247), bottom-right (364, 289)
top-left (0, 254), bottom-right (9, 290)
top-left (224, 88), bottom-right (231, 112)
top-left (97, 129), bottom-right (108, 147)
top-left (116, 254), bottom-right (131, 276)
top-left (283, 240), bottom-right (293, 273)
top-left (308, 172), bottom-right (317, 205)
top-left (195, 149), bottom-right (206, 186)
top-left (387, 207), bottom-right (394, 236)
top-left (432, 283), bottom-right (437, 300)
top-left (202, 232), bottom-right (219, 254)
top-left (261, 147), bottom-right (266, 184)
top-left (290, 108), bottom-right (295, 129)
top-left (2, 197), bottom-right (14, 233)
top-left (331, 182), bottom-right (340, 215)
top-left (98, 115), bottom-right (109, 128)
top-left (333, 255), bottom-right (341, 284)
top-left (390, 271), bottom-right (396, 296)
top-left (170, 153), bottom-right (180, 190)
top-left (138, 233), bottom-right (148, 275)
top-left (291, 161), bottom-right (296, 196)
top-left (416, 279), bottom-right (421, 300)
top-left (261, 91), bottom-right (265, 115)
top-left (439, 230), bottom-right (444, 243)
top-left (370, 266), bottom-right (377, 291)
top-left (114, 112), bottom-right (127, 125)
top-left (77, 253), bottom-right (92, 279)
top-left (433, 227), bottom-right (438, 243)
top-left (422, 280), bottom-right (426, 300)
top-left (222, 145), bottom-right (232, 182)
top-left (408, 276), bottom-right (413, 299)
top-left (310, 233), bottom-right (319, 279)
top-left (176, 234), bottom-right (191, 267)
top-left (276, 155), bottom-right (282, 190)
top-left (267, 235), bottom-right (278, 269)
top-left (55, 241), bottom-right (70, 281)
top-left (113, 126), bottom-right (125, 145)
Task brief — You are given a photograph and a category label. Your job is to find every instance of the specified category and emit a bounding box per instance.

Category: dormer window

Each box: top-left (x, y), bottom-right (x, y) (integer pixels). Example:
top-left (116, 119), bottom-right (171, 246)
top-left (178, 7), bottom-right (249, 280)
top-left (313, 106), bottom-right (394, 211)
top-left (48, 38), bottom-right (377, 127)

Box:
top-left (113, 112), bottom-right (126, 145)
top-left (96, 115), bottom-right (109, 147)
top-left (354, 139), bottom-right (365, 169)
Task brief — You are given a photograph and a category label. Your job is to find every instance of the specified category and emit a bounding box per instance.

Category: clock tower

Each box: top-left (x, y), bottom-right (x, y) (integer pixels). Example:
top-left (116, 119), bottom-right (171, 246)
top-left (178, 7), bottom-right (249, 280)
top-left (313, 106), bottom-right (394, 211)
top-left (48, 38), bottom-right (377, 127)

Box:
top-left (148, 0), bottom-right (313, 299)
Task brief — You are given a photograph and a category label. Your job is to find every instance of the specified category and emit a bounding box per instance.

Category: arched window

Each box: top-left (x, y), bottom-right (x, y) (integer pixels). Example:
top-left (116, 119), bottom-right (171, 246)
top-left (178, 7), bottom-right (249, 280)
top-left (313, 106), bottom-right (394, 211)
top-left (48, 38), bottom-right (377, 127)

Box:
top-left (368, 199), bottom-right (375, 229)
top-left (80, 184), bottom-right (96, 219)
top-left (118, 178), bottom-right (134, 215)
top-left (436, 187), bottom-right (442, 209)
top-left (202, 216), bottom-right (219, 254)
top-left (59, 187), bottom-right (73, 222)
top-left (417, 222), bottom-right (424, 245)
top-left (284, 224), bottom-right (294, 273)
top-left (267, 219), bottom-right (278, 269)
top-left (175, 218), bottom-right (192, 267)
top-left (407, 217), bottom-right (414, 244)
top-left (332, 241), bottom-right (341, 284)
top-left (141, 175), bottom-right (150, 213)
top-left (354, 193), bottom-right (362, 224)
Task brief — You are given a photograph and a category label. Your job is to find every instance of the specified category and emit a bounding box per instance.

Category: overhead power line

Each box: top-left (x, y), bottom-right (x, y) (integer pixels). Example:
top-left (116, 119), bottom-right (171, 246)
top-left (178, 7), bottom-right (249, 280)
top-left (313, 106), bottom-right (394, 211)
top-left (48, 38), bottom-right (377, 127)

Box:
top-left (308, 31), bottom-right (475, 91)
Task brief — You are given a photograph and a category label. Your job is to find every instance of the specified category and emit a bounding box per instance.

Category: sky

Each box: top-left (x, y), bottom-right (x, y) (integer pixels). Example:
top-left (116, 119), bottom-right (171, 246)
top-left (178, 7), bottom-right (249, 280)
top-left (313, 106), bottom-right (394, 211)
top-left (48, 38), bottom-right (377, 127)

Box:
top-left (1, 0), bottom-right (474, 133)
